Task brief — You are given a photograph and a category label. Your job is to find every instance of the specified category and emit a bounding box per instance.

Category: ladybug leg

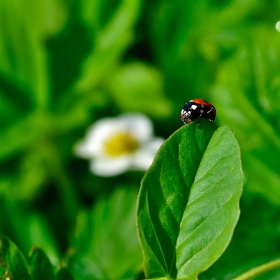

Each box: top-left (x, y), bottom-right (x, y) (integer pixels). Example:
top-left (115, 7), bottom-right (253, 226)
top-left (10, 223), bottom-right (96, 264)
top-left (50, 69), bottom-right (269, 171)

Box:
top-left (196, 109), bottom-right (204, 125)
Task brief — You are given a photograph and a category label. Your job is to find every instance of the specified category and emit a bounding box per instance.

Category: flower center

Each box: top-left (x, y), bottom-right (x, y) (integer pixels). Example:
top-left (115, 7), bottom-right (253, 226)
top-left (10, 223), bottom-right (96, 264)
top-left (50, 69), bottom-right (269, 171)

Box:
top-left (104, 132), bottom-right (138, 157)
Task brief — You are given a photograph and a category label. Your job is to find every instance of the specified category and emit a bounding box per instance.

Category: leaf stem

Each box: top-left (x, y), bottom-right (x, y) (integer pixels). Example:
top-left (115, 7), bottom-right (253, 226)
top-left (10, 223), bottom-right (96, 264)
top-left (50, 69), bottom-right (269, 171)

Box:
top-left (233, 259), bottom-right (280, 280)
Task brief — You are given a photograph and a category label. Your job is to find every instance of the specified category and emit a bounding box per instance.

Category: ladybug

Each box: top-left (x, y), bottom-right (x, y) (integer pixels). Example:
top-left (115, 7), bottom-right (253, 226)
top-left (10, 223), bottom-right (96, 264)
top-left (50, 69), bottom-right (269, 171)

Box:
top-left (181, 98), bottom-right (216, 124)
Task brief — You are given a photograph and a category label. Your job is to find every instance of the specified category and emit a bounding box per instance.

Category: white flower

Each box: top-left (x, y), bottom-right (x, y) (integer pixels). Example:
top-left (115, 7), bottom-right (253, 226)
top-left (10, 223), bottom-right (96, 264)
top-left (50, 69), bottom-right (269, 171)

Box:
top-left (74, 113), bottom-right (164, 177)
top-left (276, 21), bottom-right (280, 32)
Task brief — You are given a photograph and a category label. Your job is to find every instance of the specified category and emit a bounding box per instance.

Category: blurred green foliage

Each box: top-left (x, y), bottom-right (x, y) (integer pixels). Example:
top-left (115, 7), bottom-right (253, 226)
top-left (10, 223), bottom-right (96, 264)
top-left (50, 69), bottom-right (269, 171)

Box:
top-left (1, 0), bottom-right (280, 279)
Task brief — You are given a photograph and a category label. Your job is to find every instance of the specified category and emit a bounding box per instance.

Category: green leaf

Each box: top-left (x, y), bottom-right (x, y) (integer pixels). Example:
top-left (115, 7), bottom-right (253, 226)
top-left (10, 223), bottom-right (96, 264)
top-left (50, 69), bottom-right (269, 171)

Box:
top-left (27, 214), bottom-right (60, 264)
top-left (0, 112), bottom-right (51, 162)
top-left (0, 236), bottom-right (31, 280)
top-left (108, 62), bottom-right (174, 119)
top-left (210, 26), bottom-right (280, 204)
top-left (29, 247), bottom-right (55, 280)
top-left (0, 0), bottom-right (52, 109)
top-left (137, 119), bottom-right (243, 279)
top-left (56, 267), bottom-right (74, 280)
top-left (0, 201), bottom-right (60, 263)
top-left (75, 0), bottom-right (141, 93)
top-left (69, 187), bottom-right (142, 280)
top-left (0, 0), bottom-right (66, 111)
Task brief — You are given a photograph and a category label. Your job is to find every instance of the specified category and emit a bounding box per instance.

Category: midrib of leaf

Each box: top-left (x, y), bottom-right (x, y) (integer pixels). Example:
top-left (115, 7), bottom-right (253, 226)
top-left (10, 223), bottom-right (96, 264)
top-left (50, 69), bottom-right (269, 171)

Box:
top-left (166, 127), bottom-right (213, 276)
top-left (166, 132), bottom-right (216, 276)
top-left (188, 154), bottom-right (235, 204)
top-left (169, 123), bottom-right (221, 277)
top-left (175, 126), bottom-right (243, 278)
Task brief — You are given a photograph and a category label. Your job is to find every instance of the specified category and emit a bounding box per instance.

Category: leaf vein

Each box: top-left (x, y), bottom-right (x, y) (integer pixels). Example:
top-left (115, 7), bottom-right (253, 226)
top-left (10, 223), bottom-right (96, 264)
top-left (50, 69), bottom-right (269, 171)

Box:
top-left (177, 211), bottom-right (235, 274)
top-left (145, 189), bottom-right (169, 274)
top-left (176, 193), bottom-right (236, 250)
top-left (189, 161), bottom-right (237, 204)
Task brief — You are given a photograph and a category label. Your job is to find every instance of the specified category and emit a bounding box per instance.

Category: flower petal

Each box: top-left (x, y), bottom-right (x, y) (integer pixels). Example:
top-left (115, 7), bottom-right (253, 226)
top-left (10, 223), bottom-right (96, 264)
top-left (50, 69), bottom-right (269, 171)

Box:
top-left (74, 118), bottom-right (125, 158)
top-left (89, 156), bottom-right (132, 177)
top-left (132, 137), bottom-right (164, 170)
top-left (118, 113), bottom-right (153, 143)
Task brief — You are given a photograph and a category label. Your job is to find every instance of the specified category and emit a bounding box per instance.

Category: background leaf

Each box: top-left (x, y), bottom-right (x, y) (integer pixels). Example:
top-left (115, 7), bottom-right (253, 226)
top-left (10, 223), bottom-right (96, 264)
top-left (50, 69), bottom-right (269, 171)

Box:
top-left (0, 236), bottom-right (31, 280)
top-left (29, 247), bottom-right (55, 280)
top-left (69, 187), bottom-right (142, 280)
top-left (0, 200), bottom-right (60, 263)
top-left (56, 267), bottom-right (75, 280)
top-left (0, 0), bottom-right (59, 110)
top-left (137, 119), bottom-right (243, 279)
top-left (108, 62), bottom-right (174, 119)
top-left (74, 0), bottom-right (142, 93)
top-left (210, 26), bottom-right (280, 204)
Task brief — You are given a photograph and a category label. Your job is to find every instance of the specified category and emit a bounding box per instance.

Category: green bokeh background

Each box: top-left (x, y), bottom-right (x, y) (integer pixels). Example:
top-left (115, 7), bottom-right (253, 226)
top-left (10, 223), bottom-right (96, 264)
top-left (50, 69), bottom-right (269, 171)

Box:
top-left (1, 0), bottom-right (280, 279)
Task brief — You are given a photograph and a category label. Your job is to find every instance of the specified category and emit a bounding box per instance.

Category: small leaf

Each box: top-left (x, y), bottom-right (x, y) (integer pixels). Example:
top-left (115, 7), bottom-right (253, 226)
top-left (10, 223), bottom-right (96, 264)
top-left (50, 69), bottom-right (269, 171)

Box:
top-left (29, 247), bottom-right (55, 280)
top-left (0, 236), bottom-right (31, 280)
top-left (137, 119), bottom-right (243, 279)
top-left (56, 267), bottom-right (74, 280)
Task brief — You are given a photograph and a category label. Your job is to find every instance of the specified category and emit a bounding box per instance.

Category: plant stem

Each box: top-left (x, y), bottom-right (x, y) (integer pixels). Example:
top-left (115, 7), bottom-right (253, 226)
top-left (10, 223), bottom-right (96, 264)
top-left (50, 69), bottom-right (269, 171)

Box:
top-left (233, 259), bottom-right (280, 280)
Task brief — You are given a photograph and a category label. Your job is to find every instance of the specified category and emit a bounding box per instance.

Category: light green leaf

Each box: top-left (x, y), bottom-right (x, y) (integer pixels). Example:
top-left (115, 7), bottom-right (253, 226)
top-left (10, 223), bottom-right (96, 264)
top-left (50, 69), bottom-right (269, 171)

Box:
top-left (108, 62), bottom-right (174, 118)
top-left (137, 119), bottom-right (243, 279)
top-left (27, 214), bottom-right (60, 265)
top-left (75, 0), bottom-right (141, 93)
top-left (0, 236), bottom-right (31, 280)
top-left (29, 247), bottom-right (55, 280)
top-left (0, 0), bottom-right (53, 109)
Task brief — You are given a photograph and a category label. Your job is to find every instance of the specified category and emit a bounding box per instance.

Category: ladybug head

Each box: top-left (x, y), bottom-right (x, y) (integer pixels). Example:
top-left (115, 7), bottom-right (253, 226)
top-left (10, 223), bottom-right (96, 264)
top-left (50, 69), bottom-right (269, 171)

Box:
top-left (181, 102), bottom-right (201, 124)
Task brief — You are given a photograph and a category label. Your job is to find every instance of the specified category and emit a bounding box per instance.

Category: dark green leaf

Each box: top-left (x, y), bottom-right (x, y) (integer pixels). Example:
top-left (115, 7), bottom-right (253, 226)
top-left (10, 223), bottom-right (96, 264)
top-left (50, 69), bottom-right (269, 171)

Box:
top-left (0, 236), bottom-right (31, 280)
top-left (27, 214), bottom-right (60, 264)
top-left (29, 247), bottom-right (55, 280)
top-left (137, 119), bottom-right (243, 279)
top-left (0, 201), bottom-right (59, 263)
top-left (56, 267), bottom-right (74, 280)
